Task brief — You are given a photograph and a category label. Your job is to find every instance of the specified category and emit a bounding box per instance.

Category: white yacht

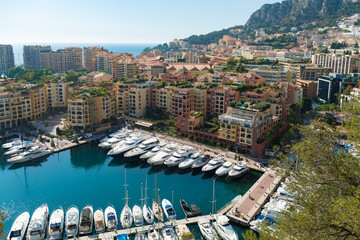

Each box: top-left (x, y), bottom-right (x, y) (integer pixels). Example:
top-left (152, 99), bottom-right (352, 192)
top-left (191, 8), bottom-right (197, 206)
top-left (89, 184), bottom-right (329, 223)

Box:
top-left (197, 217), bottom-right (217, 240)
top-left (249, 215), bottom-right (275, 233)
top-left (124, 137), bottom-right (159, 158)
top-left (120, 205), bottom-right (133, 229)
top-left (148, 143), bottom-right (178, 166)
top-left (178, 152), bottom-right (202, 169)
top-left (215, 162), bottom-right (234, 176)
top-left (7, 146), bottom-right (52, 164)
top-left (142, 204), bottom-right (154, 224)
top-left (108, 135), bottom-right (147, 156)
top-left (7, 211), bottom-right (30, 240)
top-left (161, 225), bottom-right (176, 240)
top-left (152, 201), bottom-right (163, 222)
top-left (202, 156), bottom-right (225, 173)
top-left (2, 139), bottom-right (22, 149)
top-left (27, 204), bottom-right (49, 240)
top-left (191, 155), bottom-right (211, 170)
top-left (65, 206), bottom-right (79, 238)
top-left (213, 215), bottom-right (238, 240)
top-left (48, 208), bottom-right (64, 240)
top-left (79, 205), bottom-right (93, 235)
top-left (94, 209), bottom-right (105, 233)
top-left (98, 137), bottom-right (122, 149)
top-left (104, 206), bottom-right (118, 231)
top-left (164, 146), bottom-right (195, 167)
top-left (162, 199), bottom-right (176, 221)
top-left (148, 226), bottom-right (160, 240)
top-left (4, 141), bottom-right (35, 156)
top-left (140, 145), bottom-right (163, 160)
top-left (228, 163), bottom-right (249, 179)
top-left (132, 205), bottom-right (143, 227)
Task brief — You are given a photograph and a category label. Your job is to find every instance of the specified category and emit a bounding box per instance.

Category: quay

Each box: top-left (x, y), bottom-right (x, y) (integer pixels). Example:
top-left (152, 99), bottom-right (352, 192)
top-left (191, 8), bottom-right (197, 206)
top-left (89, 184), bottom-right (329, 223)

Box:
top-left (226, 170), bottom-right (282, 226)
top-left (77, 215), bottom-right (215, 239)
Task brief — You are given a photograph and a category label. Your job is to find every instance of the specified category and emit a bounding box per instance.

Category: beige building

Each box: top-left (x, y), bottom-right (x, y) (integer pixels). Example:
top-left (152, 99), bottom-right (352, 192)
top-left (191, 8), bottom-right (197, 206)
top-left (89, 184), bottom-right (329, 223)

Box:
top-left (40, 47), bottom-right (83, 72)
top-left (23, 45), bottom-right (52, 70)
top-left (0, 44), bottom-right (15, 75)
top-left (83, 47), bottom-right (105, 71)
top-left (128, 83), bottom-right (154, 118)
top-left (79, 71), bottom-right (113, 84)
top-left (46, 82), bottom-right (71, 109)
top-left (111, 57), bottom-right (140, 80)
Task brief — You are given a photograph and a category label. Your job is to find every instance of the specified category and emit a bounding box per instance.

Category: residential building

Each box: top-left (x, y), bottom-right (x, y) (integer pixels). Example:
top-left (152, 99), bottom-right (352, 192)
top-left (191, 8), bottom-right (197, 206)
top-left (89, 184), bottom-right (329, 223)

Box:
top-left (312, 54), bottom-right (360, 74)
top-left (115, 83), bottom-right (130, 117)
top-left (160, 68), bottom-right (194, 83)
top-left (151, 88), bottom-right (171, 111)
top-left (0, 44), bottom-right (15, 75)
top-left (176, 111), bottom-right (204, 136)
top-left (111, 57), bottom-right (140, 80)
top-left (171, 88), bottom-right (194, 117)
top-left (83, 47), bottom-right (104, 70)
top-left (29, 86), bottom-right (48, 119)
top-left (23, 45), bottom-right (52, 70)
top-left (250, 68), bottom-right (297, 83)
top-left (296, 66), bottom-right (332, 81)
top-left (206, 86), bottom-right (240, 117)
top-left (296, 79), bottom-right (318, 99)
top-left (341, 87), bottom-right (360, 105)
top-left (317, 73), bottom-right (360, 103)
top-left (46, 82), bottom-right (71, 109)
top-left (40, 47), bottom-right (83, 72)
top-left (79, 71), bottom-right (112, 84)
top-left (235, 72), bottom-right (266, 86)
top-left (128, 82), bottom-right (153, 118)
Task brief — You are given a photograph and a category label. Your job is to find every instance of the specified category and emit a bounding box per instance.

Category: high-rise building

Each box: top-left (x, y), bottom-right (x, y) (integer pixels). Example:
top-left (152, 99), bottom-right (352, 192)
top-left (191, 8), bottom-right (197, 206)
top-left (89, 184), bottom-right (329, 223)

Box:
top-left (0, 44), bottom-right (15, 75)
top-left (312, 54), bottom-right (360, 74)
top-left (40, 47), bottom-right (83, 72)
top-left (23, 45), bottom-right (52, 70)
top-left (83, 47), bottom-right (104, 70)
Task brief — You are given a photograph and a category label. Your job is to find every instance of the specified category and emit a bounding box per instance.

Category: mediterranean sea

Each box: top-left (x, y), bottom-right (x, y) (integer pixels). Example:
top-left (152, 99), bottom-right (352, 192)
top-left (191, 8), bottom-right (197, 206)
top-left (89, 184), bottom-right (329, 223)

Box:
top-left (12, 43), bottom-right (157, 65)
top-left (0, 141), bottom-right (261, 239)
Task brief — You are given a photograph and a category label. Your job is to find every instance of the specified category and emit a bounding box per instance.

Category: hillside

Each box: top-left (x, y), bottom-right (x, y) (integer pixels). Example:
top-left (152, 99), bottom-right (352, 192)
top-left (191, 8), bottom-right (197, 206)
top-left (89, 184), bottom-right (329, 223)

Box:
top-left (246, 0), bottom-right (360, 29)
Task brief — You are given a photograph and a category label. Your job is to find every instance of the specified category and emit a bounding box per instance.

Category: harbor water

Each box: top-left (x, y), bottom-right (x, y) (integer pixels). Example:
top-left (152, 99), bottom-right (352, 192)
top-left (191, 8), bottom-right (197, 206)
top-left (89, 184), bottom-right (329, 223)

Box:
top-left (0, 141), bottom-right (261, 239)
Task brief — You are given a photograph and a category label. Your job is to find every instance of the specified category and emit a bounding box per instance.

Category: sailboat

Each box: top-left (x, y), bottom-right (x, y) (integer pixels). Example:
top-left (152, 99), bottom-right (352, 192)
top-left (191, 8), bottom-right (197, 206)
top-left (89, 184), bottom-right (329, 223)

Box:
top-left (152, 173), bottom-right (163, 221)
top-left (143, 176), bottom-right (154, 224)
top-left (121, 169), bottom-right (133, 229)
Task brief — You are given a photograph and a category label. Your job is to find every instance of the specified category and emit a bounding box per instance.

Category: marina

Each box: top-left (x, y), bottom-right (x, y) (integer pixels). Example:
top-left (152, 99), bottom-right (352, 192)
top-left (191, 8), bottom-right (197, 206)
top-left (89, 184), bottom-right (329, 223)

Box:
top-left (0, 129), bottom-right (264, 239)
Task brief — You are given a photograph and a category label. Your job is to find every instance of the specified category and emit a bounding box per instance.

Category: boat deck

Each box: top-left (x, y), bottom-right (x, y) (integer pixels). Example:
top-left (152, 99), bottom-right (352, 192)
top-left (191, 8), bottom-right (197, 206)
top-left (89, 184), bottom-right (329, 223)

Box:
top-left (226, 170), bottom-right (282, 226)
top-left (78, 215), bottom-right (215, 239)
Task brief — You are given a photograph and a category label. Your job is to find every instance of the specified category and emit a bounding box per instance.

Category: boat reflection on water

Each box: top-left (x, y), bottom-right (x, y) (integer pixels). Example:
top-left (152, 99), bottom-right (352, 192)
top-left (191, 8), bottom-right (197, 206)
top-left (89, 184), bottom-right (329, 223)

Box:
top-left (70, 143), bottom-right (107, 169)
top-left (147, 165), bottom-right (166, 175)
top-left (108, 156), bottom-right (127, 167)
top-left (8, 157), bottom-right (48, 170)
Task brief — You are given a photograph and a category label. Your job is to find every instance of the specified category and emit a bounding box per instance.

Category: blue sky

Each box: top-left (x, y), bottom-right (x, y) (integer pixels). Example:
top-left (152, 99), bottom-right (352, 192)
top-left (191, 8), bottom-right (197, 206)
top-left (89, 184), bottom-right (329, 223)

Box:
top-left (1, 0), bottom-right (280, 44)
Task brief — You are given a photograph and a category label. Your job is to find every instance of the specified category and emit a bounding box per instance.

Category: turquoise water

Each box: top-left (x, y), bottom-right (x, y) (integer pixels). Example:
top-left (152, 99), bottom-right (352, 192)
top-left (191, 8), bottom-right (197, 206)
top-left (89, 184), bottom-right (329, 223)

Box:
top-left (0, 141), bottom-right (261, 239)
top-left (12, 43), bottom-right (157, 65)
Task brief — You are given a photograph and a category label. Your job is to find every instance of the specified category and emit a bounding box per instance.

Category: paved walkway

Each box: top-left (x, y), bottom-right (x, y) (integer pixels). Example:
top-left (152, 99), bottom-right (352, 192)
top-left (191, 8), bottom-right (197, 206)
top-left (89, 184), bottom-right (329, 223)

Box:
top-left (227, 170), bottom-right (281, 226)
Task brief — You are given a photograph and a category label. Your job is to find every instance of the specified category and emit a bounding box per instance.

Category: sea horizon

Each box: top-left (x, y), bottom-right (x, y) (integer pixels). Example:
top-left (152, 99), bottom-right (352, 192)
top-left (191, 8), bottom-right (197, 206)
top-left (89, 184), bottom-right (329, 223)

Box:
top-left (11, 42), bottom-right (159, 65)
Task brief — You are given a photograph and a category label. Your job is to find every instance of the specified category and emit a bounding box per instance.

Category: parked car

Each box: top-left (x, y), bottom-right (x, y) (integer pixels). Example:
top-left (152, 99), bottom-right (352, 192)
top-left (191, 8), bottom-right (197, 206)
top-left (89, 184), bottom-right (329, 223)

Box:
top-left (84, 133), bottom-right (93, 139)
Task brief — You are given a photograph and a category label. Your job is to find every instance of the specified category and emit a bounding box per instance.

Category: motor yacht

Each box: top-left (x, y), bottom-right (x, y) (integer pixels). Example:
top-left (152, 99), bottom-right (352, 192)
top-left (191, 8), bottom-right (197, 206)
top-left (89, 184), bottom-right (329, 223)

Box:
top-left (161, 225), bottom-right (176, 240)
top-left (132, 205), bottom-right (143, 227)
top-left (197, 217), bottom-right (217, 240)
top-left (213, 215), bottom-right (238, 240)
top-left (7, 146), bottom-right (52, 164)
top-left (228, 163), bottom-right (249, 179)
top-left (27, 204), bottom-right (49, 240)
top-left (178, 152), bottom-right (202, 169)
top-left (140, 145), bottom-right (163, 160)
top-left (161, 199), bottom-right (176, 221)
top-left (79, 205), bottom-right (93, 235)
top-left (48, 208), bottom-right (64, 240)
top-left (65, 206), bottom-right (79, 238)
top-left (98, 137), bottom-right (122, 149)
top-left (152, 201), bottom-right (163, 222)
top-left (124, 137), bottom-right (159, 158)
top-left (164, 146), bottom-right (195, 167)
top-left (249, 215), bottom-right (275, 233)
top-left (202, 156), bottom-right (225, 173)
top-left (7, 212), bottom-right (30, 240)
top-left (108, 135), bottom-right (147, 156)
top-left (215, 161), bottom-right (234, 177)
top-left (104, 206), bottom-right (118, 231)
top-left (4, 141), bottom-right (35, 156)
top-left (142, 204), bottom-right (154, 224)
top-left (180, 198), bottom-right (194, 218)
top-left (191, 155), bottom-right (211, 170)
top-left (94, 209), bottom-right (105, 233)
top-left (148, 226), bottom-right (160, 240)
top-left (148, 143), bottom-right (178, 166)
top-left (120, 205), bottom-right (133, 229)
top-left (2, 138), bottom-right (22, 149)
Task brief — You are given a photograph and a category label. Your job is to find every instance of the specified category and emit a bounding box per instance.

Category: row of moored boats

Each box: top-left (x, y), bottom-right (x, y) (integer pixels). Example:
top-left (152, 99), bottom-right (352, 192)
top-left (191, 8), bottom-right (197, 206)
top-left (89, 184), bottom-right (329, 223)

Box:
top-left (99, 128), bottom-right (249, 178)
top-left (2, 138), bottom-right (52, 164)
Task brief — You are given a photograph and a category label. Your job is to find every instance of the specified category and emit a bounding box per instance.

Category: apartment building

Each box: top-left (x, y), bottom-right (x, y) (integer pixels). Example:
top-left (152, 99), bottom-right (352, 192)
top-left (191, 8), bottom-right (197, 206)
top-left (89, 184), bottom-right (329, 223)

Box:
top-left (206, 86), bottom-right (240, 117)
top-left (115, 83), bottom-right (130, 117)
top-left (312, 54), bottom-right (360, 74)
top-left (160, 69), bottom-right (194, 83)
top-left (79, 71), bottom-right (112, 84)
top-left (0, 45), bottom-right (15, 75)
top-left (83, 47), bottom-right (104, 71)
top-left (176, 111), bottom-right (204, 136)
top-left (193, 89), bottom-right (207, 116)
top-left (40, 47), bottom-right (83, 72)
top-left (46, 82), bottom-right (71, 109)
top-left (67, 88), bottom-right (116, 129)
top-left (111, 57), bottom-right (140, 80)
top-left (218, 107), bottom-right (275, 156)
top-left (249, 68), bottom-right (297, 83)
top-left (171, 88), bottom-right (194, 117)
top-left (296, 66), bottom-right (332, 81)
top-left (128, 83), bottom-right (153, 118)
top-left (235, 72), bottom-right (266, 86)
top-left (296, 79), bottom-right (318, 99)
top-left (0, 91), bottom-right (32, 128)
top-left (23, 45), bottom-right (52, 70)
top-left (151, 88), bottom-right (171, 111)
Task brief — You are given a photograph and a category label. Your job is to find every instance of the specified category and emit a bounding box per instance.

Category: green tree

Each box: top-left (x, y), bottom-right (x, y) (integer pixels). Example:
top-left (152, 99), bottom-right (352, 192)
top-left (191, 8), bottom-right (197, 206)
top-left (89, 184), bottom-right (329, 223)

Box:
top-left (6, 66), bottom-right (23, 78)
top-left (74, 135), bottom-right (79, 143)
top-left (50, 139), bottom-right (55, 148)
top-left (235, 64), bottom-right (246, 73)
top-left (168, 117), bottom-right (176, 127)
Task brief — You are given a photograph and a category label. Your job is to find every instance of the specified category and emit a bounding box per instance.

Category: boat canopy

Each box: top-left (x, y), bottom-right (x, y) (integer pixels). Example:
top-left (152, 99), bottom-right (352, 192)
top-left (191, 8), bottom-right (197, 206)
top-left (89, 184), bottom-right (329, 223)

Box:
top-left (107, 213), bottom-right (116, 220)
top-left (50, 223), bottom-right (61, 228)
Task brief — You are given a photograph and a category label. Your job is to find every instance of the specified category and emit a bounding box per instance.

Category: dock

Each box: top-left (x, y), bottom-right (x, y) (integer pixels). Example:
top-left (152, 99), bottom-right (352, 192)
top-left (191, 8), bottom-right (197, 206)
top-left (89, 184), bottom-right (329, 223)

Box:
top-left (78, 215), bottom-right (215, 239)
top-left (226, 170), bottom-right (282, 226)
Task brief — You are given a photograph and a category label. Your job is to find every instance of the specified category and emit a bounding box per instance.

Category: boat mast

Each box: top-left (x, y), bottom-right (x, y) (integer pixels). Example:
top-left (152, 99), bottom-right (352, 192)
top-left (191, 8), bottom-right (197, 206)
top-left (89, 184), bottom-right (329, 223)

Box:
top-left (144, 175), bottom-right (148, 205)
top-left (141, 182), bottom-right (144, 208)
top-left (211, 179), bottom-right (216, 214)
top-left (154, 173), bottom-right (157, 203)
top-left (123, 168), bottom-right (129, 206)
